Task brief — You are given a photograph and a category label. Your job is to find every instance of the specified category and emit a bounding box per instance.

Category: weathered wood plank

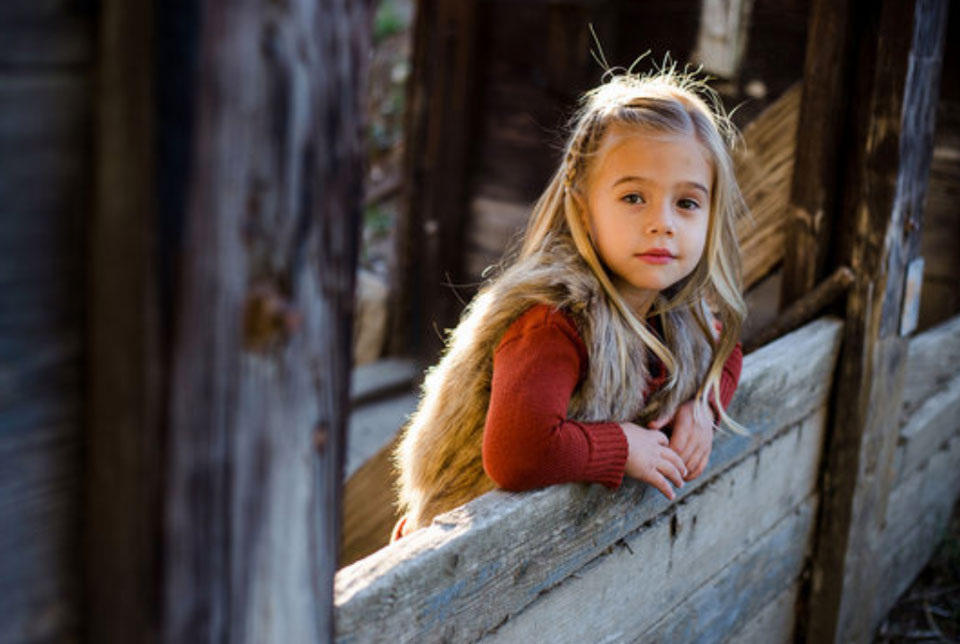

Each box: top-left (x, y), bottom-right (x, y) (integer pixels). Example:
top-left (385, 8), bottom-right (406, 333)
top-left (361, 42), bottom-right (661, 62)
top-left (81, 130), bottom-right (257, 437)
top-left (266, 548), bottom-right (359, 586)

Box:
top-left (901, 313), bottom-right (960, 418)
top-left (86, 1), bottom-right (370, 642)
top-left (779, 0), bottom-right (859, 306)
top-left (158, 2), bottom-right (369, 642)
top-left (334, 317), bottom-right (843, 643)
top-left (804, 2), bottom-right (949, 641)
top-left (884, 428), bottom-right (960, 557)
top-left (390, 0), bottom-right (480, 359)
top-left (893, 368), bottom-right (960, 484)
top-left (877, 430), bottom-right (960, 623)
top-left (481, 414), bottom-right (823, 644)
top-left (83, 0), bottom-right (160, 641)
top-left (724, 581), bottom-right (800, 644)
top-left (635, 498), bottom-right (814, 644)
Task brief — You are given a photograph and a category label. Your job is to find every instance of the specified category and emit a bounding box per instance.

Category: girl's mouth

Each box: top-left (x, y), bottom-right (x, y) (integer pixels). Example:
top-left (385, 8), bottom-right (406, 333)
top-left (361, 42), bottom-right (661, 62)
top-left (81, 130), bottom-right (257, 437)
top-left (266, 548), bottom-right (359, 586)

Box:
top-left (636, 251), bottom-right (675, 264)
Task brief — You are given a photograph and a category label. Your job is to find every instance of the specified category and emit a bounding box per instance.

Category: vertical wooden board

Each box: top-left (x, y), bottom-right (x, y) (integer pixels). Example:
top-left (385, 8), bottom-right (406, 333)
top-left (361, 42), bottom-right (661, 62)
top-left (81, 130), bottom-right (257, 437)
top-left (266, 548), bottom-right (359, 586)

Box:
top-left (157, 1), bottom-right (369, 642)
top-left (804, 1), bottom-right (949, 641)
top-left (480, 409), bottom-right (825, 643)
top-left (635, 497), bottom-right (815, 644)
top-left (723, 581), bottom-right (800, 644)
top-left (779, 0), bottom-right (858, 306)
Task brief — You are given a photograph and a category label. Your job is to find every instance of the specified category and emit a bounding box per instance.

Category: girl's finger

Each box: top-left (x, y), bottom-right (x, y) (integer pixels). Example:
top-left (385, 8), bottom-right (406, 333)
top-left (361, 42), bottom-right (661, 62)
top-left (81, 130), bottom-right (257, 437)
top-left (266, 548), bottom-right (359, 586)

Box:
top-left (662, 447), bottom-right (688, 478)
top-left (650, 472), bottom-right (676, 501)
top-left (653, 430), bottom-right (669, 446)
top-left (658, 457), bottom-right (686, 489)
top-left (648, 415), bottom-right (670, 430)
top-left (690, 450), bottom-right (710, 479)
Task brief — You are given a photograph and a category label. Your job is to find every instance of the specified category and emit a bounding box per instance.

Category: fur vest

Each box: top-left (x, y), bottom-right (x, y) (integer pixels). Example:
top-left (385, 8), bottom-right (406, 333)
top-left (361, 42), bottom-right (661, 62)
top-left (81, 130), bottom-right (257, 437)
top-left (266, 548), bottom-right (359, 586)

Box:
top-left (393, 235), bottom-right (713, 531)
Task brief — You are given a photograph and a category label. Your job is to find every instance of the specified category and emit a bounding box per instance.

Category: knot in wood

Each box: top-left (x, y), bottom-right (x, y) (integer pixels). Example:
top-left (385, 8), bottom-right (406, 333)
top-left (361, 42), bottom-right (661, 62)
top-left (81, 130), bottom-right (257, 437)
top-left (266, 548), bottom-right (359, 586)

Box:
top-left (243, 281), bottom-right (302, 352)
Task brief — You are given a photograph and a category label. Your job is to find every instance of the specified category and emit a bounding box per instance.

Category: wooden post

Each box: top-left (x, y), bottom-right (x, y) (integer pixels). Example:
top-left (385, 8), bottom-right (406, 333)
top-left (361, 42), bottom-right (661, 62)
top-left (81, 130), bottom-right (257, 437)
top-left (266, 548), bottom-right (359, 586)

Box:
top-left (0, 3), bottom-right (93, 642)
top-left (390, 0), bottom-right (479, 362)
top-left (86, 1), bottom-right (370, 642)
top-left (802, 1), bottom-right (948, 642)
top-left (779, 0), bottom-right (859, 308)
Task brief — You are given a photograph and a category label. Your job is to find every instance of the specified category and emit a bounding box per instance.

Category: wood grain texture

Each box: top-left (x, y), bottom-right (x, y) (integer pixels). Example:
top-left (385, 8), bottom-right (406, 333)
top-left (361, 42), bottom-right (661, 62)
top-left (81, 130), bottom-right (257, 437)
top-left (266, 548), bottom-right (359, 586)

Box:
top-left (83, 1), bottom-right (160, 642)
top-left (900, 313), bottom-right (960, 418)
top-left (893, 366), bottom-right (960, 485)
top-left (724, 581), bottom-right (801, 644)
top-left (482, 415), bottom-right (823, 644)
top-left (633, 498), bottom-right (815, 644)
top-left (878, 428), bottom-right (960, 622)
top-left (803, 2), bottom-right (949, 642)
top-left (779, 0), bottom-right (858, 306)
top-left (390, 0), bottom-right (480, 360)
top-left (334, 317), bottom-right (843, 643)
top-left (158, 2), bottom-right (369, 642)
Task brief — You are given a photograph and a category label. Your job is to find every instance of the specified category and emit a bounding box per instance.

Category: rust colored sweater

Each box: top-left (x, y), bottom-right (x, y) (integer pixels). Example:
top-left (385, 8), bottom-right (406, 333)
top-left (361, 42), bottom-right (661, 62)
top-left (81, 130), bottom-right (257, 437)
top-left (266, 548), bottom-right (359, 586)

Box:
top-left (481, 304), bottom-right (743, 491)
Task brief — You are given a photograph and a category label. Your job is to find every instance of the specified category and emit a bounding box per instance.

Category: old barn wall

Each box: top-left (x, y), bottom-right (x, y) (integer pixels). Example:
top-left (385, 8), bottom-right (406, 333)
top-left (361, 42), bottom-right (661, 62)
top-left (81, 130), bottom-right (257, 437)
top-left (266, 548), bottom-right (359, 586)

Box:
top-left (0, 3), bottom-right (93, 642)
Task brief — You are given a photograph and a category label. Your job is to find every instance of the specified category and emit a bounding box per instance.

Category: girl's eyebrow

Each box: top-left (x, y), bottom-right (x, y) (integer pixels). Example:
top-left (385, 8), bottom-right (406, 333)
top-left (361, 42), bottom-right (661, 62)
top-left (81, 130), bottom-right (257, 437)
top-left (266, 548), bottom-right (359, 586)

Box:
top-left (611, 175), bottom-right (710, 196)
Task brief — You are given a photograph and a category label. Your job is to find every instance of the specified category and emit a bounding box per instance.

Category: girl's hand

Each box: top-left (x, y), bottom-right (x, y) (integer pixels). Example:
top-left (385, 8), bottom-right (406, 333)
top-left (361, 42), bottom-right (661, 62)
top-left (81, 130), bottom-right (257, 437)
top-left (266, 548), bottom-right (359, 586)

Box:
top-left (620, 422), bottom-right (687, 501)
top-left (648, 399), bottom-right (716, 481)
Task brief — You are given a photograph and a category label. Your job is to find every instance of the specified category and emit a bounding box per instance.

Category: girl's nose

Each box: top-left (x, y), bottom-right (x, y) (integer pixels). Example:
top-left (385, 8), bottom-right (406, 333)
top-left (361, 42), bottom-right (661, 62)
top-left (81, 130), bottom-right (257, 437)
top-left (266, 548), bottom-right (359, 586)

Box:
top-left (646, 201), bottom-right (676, 236)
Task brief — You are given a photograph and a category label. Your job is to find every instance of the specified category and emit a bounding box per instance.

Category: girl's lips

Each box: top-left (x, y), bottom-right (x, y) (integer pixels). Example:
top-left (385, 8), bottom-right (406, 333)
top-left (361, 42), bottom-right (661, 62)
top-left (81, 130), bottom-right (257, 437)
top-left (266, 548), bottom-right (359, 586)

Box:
top-left (636, 251), bottom-right (675, 264)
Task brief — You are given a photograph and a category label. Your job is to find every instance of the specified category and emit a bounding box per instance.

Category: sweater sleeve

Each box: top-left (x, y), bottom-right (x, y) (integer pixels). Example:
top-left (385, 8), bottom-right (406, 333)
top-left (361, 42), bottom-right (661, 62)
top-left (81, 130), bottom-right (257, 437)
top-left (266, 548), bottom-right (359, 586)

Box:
top-left (482, 305), bottom-right (629, 491)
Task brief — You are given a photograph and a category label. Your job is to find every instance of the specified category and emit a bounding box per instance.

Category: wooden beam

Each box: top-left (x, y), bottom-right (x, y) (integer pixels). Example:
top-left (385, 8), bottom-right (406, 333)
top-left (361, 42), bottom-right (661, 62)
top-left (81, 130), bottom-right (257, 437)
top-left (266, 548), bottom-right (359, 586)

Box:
top-left (801, 1), bottom-right (949, 642)
top-left (389, 0), bottom-right (479, 362)
top-left (87, 0), bottom-right (370, 642)
top-left (84, 0), bottom-right (161, 642)
top-left (780, 0), bottom-right (860, 308)
top-left (744, 265), bottom-right (854, 353)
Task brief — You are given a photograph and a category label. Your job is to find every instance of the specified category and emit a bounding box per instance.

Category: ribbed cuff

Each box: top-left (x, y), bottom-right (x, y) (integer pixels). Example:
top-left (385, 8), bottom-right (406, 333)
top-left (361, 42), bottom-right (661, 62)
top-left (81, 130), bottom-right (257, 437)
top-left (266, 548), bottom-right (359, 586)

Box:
top-left (582, 422), bottom-right (629, 489)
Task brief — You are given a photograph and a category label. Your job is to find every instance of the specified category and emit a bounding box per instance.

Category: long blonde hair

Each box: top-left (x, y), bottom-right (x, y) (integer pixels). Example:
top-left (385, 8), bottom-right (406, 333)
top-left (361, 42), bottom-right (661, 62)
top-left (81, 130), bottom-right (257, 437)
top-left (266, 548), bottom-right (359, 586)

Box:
top-left (518, 66), bottom-right (749, 434)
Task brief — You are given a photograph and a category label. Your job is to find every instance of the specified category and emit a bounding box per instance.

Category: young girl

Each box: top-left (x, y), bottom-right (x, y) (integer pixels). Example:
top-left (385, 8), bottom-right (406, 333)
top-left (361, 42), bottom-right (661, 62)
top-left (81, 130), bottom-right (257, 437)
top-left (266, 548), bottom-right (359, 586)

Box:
top-left (391, 67), bottom-right (748, 541)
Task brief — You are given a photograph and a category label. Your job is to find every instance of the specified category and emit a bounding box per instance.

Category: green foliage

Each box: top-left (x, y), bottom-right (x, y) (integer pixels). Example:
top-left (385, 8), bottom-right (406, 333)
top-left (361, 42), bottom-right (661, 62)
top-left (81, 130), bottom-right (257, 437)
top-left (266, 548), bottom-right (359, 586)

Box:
top-left (374, 0), bottom-right (406, 44)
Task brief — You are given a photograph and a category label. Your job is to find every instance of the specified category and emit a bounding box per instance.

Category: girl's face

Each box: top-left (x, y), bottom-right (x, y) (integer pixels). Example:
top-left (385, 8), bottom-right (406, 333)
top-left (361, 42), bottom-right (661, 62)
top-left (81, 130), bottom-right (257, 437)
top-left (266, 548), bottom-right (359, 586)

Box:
top-left (583, 124), bottom-right (713, 316)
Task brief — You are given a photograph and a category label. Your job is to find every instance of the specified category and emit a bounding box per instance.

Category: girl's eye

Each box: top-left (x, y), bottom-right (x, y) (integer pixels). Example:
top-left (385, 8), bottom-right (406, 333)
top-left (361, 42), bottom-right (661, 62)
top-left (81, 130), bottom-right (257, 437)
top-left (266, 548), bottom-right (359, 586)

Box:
top-left (677, 198), bottom-right (701, 211)
top-left (621, 193), bottom-right (645, 205)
